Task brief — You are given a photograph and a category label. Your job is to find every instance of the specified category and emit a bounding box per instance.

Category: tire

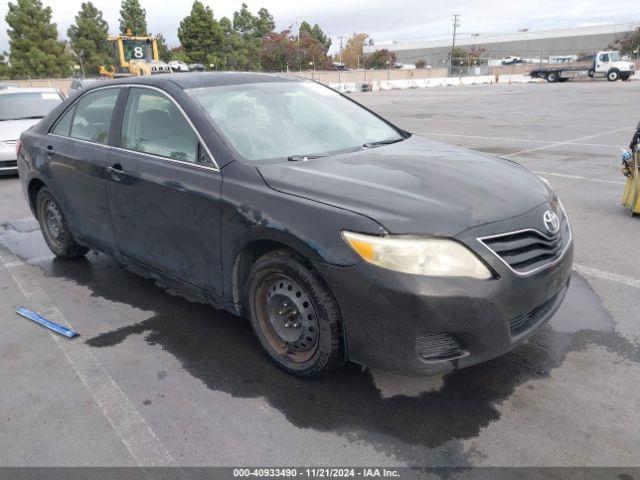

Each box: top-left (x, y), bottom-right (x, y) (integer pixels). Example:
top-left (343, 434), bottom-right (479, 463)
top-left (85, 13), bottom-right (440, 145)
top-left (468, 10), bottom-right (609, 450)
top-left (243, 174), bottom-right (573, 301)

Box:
top-left (587, 69), bottom-right (595, 78)
top-left (547, 72), bottom-right (559, 83)
top-left (36, 187), bottom-right (89, 259)
top-left (246, 249), bottom-right (346, 377)
top-left (607, 69), bottom-right (620, 82)
top-left (621, 74), bottom-right (630, 81)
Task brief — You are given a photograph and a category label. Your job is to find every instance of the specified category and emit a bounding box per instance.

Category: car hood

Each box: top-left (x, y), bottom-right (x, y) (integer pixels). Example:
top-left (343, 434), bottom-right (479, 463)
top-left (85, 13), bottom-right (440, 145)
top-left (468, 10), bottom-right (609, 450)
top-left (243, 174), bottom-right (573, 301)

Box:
top-left (257, 136), bottom-right (552, 237)
top-left (0, 118), bottom-right (41, 142)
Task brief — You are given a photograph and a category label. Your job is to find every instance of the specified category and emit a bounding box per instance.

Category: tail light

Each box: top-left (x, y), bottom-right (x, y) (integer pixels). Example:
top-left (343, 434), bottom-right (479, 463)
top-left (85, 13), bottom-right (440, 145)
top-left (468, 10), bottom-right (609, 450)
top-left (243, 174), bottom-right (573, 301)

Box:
top-left (15, 139), bottom-right (22, 158)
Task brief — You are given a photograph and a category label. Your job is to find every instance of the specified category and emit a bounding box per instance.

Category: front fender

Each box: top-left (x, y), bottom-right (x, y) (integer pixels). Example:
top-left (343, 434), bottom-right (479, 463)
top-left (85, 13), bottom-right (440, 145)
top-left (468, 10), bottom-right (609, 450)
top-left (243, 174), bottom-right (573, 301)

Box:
top-left (219, 160), bottom-right (386, 304)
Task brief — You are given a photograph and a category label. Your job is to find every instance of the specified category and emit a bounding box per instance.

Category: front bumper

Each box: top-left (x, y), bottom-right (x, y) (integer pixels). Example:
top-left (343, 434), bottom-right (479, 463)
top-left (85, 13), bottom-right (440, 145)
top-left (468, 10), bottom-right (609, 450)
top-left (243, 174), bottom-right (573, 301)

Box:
top-left (315, 204), bottom-right (574, 376)
top-left (0, 147), bottom-right (18, 175)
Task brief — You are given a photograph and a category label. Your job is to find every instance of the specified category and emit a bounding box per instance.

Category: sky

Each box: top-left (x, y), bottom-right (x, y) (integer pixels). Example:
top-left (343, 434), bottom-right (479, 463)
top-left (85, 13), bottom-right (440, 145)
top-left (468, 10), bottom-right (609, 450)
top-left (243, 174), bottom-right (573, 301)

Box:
top-left (0, 0), bottom-right (637, 53)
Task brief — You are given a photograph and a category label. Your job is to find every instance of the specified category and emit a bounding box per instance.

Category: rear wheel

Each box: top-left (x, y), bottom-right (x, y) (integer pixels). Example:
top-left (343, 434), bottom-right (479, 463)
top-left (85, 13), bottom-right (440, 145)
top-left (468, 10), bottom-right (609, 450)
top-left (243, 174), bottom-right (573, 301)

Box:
top-left (607, 69), bottom-right (620, 81)
top-left (547, 72), bottom-right (559, 83)
top-left (246, 249), bottom-right (345, 377)
top-left (36, 188), bottom-right (88, 259)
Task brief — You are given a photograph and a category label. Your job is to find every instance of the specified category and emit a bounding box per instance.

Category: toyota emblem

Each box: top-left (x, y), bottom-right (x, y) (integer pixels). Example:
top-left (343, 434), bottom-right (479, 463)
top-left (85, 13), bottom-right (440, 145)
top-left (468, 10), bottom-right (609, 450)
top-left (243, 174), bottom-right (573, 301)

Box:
top-left (543, 210), bottom-right (560, 235)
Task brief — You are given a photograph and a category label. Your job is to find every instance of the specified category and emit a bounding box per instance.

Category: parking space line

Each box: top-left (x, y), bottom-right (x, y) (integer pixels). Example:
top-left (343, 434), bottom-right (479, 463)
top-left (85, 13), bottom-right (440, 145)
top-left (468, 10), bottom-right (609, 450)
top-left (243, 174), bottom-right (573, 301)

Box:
top-left (534, 171), bottom-right (626, 185)
top-left (422, 132), bottom-right (625, 149)
top-left (575, 264), bottom-right (640, 290)
top-left (0, 240), bottom-right (180, 469)
top-left (507, 127), bottom-right (634, 157)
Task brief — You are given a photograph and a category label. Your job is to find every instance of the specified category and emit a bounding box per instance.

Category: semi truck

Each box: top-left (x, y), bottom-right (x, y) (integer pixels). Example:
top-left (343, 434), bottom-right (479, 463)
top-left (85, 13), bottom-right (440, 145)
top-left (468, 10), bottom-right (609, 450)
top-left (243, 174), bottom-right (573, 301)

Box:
top-left (529, 51), bottom-right (635, 83)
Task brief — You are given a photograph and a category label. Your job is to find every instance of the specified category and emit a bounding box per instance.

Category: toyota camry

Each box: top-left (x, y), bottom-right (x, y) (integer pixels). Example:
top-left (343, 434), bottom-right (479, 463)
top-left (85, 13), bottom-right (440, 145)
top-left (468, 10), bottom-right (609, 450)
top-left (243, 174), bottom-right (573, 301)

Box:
top-left (17, 73), bottom-right (573, 377)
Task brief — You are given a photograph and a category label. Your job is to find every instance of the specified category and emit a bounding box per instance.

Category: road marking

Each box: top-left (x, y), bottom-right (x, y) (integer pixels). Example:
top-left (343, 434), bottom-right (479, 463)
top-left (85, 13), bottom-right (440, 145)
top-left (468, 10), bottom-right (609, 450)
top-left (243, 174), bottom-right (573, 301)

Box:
top-left (575, 264), bottom-right (640, 290)
top-left (534, 171), bottom-right (626, 185)
top-left (0, 240), bottom-right (180, 469)
top-left (421, 132), bottom-right (625, 149)
top-left (507, 127), bottom-right (634, 157)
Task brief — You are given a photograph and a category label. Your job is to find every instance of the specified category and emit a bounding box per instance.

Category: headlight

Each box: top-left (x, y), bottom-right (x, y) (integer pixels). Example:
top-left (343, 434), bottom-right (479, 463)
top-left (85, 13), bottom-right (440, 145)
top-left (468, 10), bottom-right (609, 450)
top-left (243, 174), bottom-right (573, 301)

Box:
top-left (342, 231), bottom-right (492, 279)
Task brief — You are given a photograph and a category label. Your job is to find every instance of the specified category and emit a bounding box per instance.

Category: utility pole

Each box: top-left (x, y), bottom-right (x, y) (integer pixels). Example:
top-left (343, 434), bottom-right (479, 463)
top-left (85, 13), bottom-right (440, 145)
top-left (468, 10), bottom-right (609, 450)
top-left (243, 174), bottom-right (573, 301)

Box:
top-left (338, 35), bottom-right (345, 66)
top-left (449, 13), bottom-right (461, 76)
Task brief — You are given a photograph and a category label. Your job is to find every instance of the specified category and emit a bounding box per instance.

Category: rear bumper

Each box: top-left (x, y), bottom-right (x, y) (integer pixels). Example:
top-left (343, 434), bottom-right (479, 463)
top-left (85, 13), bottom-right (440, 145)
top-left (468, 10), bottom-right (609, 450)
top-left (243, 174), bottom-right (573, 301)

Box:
top-left (314, 242), bottom-right (573, 376)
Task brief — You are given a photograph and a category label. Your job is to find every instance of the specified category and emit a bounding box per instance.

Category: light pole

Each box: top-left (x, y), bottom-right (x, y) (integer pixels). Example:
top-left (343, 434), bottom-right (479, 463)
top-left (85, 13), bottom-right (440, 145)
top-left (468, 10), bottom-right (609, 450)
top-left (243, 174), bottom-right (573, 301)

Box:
top-left (71, 50), bottom-right (85, 78)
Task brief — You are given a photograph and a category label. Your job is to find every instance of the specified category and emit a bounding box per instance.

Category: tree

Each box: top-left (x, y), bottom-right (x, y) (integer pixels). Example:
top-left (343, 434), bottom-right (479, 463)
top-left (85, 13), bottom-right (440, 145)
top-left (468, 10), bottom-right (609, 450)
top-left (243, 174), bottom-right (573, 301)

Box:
top-left (226, 4), bottom-right (275, 70)
top-left (67, 2), bottom-right (110, 75)
top-left (255, 8), bottom-right (275, 38)
top-left (0, 53), bottom-right (10, 78)
top-left (609, 27), bottom-right (640, 57)
top-left (450, 46), bottom-right (486, 67)
top-left (155, 33), bottom-right (171, 62)
top-left (5, 0), bottom-right (72, 78)
top-left (178, 1), bottom-right (223, 68)
top-left (341, 33), bottom-right (368, 68)
top-left (366, 49), bottom-right (396, 69)
top-left (261, 28), bottom-right (332, 72)
top-left (299, 22), bottom-right (331, 53)
top-left (219, 16), bottom-right (258, 70)
top-left (119, 0), bottom-right (147, 36)
top-left (415, 59), bottom-right (427, 69)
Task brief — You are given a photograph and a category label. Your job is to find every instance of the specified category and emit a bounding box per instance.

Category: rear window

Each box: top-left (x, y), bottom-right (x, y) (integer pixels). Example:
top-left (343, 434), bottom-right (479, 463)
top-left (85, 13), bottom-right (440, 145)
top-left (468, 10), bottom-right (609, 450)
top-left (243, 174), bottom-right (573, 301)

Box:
top-left (0, 91), bottom-right (63, 121)
top-left (69, 89), bottom-right (119, 144)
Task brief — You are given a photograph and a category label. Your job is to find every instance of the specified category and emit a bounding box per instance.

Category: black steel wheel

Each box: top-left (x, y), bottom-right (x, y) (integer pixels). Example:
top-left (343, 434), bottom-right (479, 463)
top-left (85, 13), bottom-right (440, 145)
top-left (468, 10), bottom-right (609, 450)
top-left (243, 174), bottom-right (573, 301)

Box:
top-left (36, 188), bottom-right (88, 259)
top-left (247, 249), bottom-right (346, 377)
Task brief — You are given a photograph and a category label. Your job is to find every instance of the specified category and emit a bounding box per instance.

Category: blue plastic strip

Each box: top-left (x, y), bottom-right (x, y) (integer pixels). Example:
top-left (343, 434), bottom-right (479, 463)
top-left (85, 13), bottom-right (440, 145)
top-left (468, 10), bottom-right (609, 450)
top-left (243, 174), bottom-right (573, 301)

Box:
top-left (16, 307), bottom-right (78, 338)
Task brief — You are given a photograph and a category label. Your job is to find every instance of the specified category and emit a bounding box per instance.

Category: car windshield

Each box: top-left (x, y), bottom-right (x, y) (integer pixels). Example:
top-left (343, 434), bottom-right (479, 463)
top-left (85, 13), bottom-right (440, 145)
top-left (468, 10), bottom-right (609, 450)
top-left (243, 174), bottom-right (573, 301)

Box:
top-left (0, 91), bottom-right (63, 121)
top-left (609, 52), bottom-right (621, 62)
top-left (188, 81), bottom-right (405, 161)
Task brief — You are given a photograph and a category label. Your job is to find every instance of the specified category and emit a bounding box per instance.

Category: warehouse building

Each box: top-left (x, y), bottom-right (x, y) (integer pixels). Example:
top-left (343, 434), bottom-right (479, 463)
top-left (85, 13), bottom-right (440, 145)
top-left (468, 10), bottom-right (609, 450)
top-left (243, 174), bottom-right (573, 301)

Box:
top-left (363, 23), bottom-right (637, 67)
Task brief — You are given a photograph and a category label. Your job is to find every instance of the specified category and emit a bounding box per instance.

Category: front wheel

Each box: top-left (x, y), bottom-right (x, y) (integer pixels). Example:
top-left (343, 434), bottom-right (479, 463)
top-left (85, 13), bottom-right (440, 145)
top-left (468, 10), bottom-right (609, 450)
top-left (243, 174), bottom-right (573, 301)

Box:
top-left (607, 69), bottom-right (620, 81)
top-left (36, 188), bottom-right (89, 259)
top-left (246, 249), bottom-right (346, 377)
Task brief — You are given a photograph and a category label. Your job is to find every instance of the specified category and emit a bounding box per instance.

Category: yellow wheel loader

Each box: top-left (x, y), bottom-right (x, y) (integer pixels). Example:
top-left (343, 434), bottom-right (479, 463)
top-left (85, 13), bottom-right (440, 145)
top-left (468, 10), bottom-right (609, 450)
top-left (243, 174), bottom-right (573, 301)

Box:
top-left (99, 30), bottom-right (171, 78)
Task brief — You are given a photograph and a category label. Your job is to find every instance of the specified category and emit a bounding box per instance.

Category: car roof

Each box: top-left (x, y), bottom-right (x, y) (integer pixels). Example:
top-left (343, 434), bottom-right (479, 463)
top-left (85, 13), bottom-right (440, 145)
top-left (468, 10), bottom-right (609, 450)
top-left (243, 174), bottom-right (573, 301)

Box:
top-left (0, 86), bottom-right (61, 95)
top-left (97, 71), bottom-right (303, 91)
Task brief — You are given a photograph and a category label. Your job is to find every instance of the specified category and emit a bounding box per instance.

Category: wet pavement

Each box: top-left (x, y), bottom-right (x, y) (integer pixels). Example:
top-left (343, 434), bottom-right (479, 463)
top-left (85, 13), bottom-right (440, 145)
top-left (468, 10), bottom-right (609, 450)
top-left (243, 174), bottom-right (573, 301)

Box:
top-left (1, 81), bottom-right (640, 467)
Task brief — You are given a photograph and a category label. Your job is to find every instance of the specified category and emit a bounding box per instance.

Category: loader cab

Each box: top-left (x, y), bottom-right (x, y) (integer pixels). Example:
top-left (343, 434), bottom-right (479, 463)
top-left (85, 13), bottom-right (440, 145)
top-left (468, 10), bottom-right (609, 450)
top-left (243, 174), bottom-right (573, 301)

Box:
top-left (100, 31), bottom-right (171, 78)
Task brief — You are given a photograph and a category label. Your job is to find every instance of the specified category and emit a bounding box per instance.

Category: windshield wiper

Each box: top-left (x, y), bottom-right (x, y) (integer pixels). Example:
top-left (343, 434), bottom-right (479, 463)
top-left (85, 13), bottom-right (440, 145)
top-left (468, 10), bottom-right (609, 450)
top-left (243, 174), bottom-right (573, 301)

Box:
top-left (287, 154), bottom-right (328, 162)
top-left (362, 138), bottom-right (404, 149)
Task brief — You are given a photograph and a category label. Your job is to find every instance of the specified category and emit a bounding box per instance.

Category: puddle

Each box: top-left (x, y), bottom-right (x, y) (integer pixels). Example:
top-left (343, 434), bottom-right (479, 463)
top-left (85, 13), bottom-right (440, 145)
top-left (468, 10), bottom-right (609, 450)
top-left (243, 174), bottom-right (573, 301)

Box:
top-left (1, 218), bottom-right (637, 463)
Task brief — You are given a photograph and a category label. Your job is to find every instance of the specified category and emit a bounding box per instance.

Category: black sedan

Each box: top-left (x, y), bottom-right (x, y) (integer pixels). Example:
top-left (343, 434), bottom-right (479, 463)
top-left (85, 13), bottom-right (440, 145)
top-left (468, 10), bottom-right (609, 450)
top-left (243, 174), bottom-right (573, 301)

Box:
top-left (17, 73), bottom-right (573, 377)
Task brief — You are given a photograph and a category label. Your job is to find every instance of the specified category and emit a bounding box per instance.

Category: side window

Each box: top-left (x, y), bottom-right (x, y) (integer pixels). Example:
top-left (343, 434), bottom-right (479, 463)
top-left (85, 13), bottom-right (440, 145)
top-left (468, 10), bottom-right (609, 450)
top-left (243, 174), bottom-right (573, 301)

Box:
top-left (52, 105), bottom-right (76, 136)
top-left (121, 88), bottom-right (197, 163)
top-left (70, 88), bottom-right (119, 144)
top-left (600, 54), bottom-right (609, 63)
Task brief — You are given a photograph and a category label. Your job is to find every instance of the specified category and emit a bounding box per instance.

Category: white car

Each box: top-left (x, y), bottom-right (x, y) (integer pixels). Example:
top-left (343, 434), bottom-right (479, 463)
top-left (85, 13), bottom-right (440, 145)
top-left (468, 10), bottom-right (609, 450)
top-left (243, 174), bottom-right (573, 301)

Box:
top-left (501, 56), bottom-right (523, 65)
top-left (0, 87), bottom-right (64, 175)
top-left (168, 60), bottom-right (190, 72)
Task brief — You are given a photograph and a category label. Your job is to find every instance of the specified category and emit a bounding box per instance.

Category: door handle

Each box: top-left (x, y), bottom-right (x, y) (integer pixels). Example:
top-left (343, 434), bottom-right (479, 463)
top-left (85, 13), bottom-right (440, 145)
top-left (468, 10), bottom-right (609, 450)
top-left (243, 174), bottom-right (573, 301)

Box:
top-left (45, 145), bottom-right (54, 156)
top-left (107, 164), bottom-right (127, 180)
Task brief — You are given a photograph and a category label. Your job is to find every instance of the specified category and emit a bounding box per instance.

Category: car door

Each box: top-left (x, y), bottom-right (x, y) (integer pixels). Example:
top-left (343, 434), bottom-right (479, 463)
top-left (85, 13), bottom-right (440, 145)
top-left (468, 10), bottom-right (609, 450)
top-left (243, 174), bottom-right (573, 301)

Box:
top-left (46, 87), bottom-right (122, 251)
top-left (105, 86), bottom-right (224, 296)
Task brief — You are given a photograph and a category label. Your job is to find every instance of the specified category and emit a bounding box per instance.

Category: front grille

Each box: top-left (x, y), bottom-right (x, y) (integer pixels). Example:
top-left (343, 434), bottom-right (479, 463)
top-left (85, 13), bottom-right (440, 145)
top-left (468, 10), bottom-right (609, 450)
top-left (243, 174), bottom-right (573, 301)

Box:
top-left (415, 333), bottom-right (464, 362)
top-left (509, 292), bottom-right (559, 336)
top-left (478, 214), bottom-right (571, 276)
